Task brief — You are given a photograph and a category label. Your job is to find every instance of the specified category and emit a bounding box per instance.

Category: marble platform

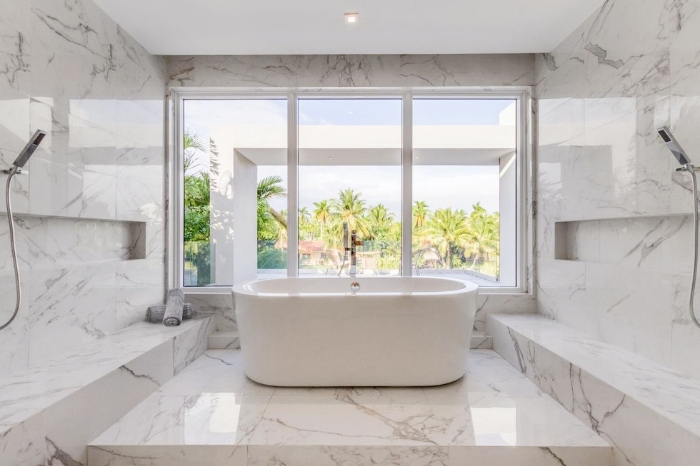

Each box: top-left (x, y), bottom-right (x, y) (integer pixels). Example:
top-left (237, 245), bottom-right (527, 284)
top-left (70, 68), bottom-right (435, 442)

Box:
top-left (89, 349), bottom-right (612, 466)
top-left (0, 317), bottom-right (214, 466)
top-left (489, 314), bottom-right (700, 466)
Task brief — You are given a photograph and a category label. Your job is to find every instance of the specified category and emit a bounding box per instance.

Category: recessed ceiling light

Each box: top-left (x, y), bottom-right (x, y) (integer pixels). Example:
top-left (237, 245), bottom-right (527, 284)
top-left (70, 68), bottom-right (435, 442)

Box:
top-left (344, 13), bottom-right (359, 24)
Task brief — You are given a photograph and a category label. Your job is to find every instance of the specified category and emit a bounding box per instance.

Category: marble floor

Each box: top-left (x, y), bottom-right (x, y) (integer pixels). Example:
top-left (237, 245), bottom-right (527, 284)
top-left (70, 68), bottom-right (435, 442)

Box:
top-left (89, 349), bottom-right (612, 466)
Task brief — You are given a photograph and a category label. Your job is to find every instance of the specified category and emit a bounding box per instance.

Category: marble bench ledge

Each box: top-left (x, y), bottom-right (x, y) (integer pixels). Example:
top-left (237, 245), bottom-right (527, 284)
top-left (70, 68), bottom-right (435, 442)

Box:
top-left (0, 317), bottom-right (214, 466)
top-left (488, 313), bottom-right (700, 466)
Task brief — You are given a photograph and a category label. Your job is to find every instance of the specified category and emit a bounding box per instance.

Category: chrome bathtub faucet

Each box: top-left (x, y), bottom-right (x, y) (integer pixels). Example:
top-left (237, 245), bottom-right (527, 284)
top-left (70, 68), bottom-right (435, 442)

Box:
top-left (348, 230), bottom-right (363, 277)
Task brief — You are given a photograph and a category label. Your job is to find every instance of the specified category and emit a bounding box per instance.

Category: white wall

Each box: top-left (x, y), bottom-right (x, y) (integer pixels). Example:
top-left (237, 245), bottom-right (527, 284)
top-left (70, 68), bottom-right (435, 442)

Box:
top-left (0, 0), bottom-right (166, 373)
top-left (536, 0), bottom-right (700, 377)
top-left (499, 152), bottom-right (517, 286)
top-left (232, 151), bottom-right (258, 285)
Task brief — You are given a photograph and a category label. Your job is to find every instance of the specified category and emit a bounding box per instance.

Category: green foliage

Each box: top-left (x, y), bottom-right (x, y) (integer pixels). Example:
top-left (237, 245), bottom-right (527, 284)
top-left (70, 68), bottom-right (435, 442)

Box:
top-left (184, 241), bottom-right (211, 286)
top-left (256, 175), bottom-right (287, 245)
top-left (257, 246), bottom-right (287, 269)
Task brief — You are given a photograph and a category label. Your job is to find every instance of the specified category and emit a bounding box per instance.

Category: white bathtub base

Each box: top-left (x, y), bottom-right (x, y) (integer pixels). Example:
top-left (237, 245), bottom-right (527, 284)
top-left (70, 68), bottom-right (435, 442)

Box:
top-left (233, 277), bottom-right (478, 387)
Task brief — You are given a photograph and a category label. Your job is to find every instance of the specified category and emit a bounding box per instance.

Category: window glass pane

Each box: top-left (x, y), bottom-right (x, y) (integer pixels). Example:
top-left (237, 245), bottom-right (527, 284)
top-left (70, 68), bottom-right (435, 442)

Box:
top-left (182, 99), bottom-right (287, 286)
top-left (412, 98), bottom-right (517, 287)
top-left (298, 99), bottom-right (402, 277)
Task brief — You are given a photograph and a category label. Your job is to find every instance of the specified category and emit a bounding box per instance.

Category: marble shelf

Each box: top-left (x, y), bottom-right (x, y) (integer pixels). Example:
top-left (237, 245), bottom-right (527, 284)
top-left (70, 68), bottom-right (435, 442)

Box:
top-left (89, 349), bottom-right (612, 466)
top-left (489, 313), bottom-right (700, 466)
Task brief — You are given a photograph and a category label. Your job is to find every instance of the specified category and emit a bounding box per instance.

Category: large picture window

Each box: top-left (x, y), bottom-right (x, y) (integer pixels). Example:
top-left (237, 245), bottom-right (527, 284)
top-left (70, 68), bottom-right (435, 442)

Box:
top-left (174, 90), bottom-right (526, 291)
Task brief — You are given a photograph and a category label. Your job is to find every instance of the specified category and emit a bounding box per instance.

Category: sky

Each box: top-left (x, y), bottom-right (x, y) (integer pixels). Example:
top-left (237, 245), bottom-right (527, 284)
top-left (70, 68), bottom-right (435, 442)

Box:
top-left (184, 98), bottom-right (514, 215)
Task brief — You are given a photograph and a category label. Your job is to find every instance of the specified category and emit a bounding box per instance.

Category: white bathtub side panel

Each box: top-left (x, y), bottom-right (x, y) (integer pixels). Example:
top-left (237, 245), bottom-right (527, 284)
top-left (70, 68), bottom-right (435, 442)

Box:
top-left (235, 291), bottom-right (476, 387)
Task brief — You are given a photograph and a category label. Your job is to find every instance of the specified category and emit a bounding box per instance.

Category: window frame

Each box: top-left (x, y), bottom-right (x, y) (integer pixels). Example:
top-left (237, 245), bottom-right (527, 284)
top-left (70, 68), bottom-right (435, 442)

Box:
top-left (168, 87), bottom-right (531, 294)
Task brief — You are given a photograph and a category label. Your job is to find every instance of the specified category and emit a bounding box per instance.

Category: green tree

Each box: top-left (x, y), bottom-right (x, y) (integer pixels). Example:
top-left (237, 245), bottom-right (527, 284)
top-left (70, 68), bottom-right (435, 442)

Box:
top-left (257, 175), bottom-right (287, 241)
top-left (183, 129), bottom-right (211, 285)
top-left (183, 129), bottom-right (210, 243)
top-left (366, 204), bottom-right (395, 241)
top-left (413, 201), bottom-right (429, 229)
top-left (425, 208), bottom-right (470, 269)
top-left (313, 200), bottom-right (332, 240)
top-left (298, 207), bottom-right (314, 240)
top-left (330, 188), bottom-right (369, 235)
top-left (463, 203), bottom-right (500, 271)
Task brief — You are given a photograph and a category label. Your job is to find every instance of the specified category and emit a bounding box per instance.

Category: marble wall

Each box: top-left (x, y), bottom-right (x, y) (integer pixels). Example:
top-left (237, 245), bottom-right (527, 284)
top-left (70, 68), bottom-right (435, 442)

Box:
top-left (536, 0), bottom-right (700, 377)
top-left (167, 54), bottom-right (538, 325)
top-left (0, 0), bottom-right (166, 373)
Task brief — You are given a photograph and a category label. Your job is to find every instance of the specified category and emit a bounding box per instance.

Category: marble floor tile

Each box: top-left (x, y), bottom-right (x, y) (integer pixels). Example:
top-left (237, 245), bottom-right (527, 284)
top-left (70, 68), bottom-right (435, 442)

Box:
top-left (449, 445), bottom-right (613, 466)
top-left (92, 394), bottom-right (271, 446)
top-left (158, 350), bottom-right (275, 396)
top-left (88, 445), bottom-right (247, 466)
top-left (92, 348), bottom-right (609, 460)
top-left (248, 445), bottom-right (448, 466)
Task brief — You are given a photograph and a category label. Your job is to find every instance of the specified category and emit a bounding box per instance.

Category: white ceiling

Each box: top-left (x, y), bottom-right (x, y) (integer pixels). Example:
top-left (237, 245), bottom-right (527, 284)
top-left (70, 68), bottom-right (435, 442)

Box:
top-left (93, 0), bottom-right (606, 55)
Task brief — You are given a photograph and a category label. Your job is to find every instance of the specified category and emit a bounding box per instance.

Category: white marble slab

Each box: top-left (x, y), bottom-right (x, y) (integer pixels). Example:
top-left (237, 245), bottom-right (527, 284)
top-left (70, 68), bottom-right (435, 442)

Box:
top-left (489, 313), bottom-right (700, 466)
top-left (0, 0), bottom-right (166, 376)
top-left (90, 348), bottom-right (611, 466)
top-left (0, 317), bottom-right (212, 466)
top-left (535, 0), bottom-right (700, 381)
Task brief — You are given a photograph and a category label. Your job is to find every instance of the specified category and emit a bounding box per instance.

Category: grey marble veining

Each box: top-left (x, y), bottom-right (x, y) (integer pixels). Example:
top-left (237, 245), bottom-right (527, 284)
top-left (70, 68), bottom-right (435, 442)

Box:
top-left (167, 54), bottom-right (535, 89)
top-left (0, 0), bottom-right (166, 374)
top-left (536, 0), bottom-right (700, 378)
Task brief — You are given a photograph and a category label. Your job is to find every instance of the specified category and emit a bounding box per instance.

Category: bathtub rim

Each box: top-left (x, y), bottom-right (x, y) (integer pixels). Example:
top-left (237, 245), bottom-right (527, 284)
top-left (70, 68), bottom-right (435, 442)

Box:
top-left (232, 276), bottom-right (479, 298)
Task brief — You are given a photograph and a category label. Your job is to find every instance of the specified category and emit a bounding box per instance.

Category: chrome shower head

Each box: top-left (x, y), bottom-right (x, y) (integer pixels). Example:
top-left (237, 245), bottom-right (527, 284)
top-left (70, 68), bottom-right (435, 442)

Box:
top-left (13, 130), bottom-right (46, 168)
top-left (658, 126), bottom-right (691, 167)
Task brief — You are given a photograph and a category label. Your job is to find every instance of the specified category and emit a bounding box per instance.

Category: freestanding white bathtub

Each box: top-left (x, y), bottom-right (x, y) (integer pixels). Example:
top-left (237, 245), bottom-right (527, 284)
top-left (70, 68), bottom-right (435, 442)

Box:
top-left (232, 277), bottom-right (478, 387)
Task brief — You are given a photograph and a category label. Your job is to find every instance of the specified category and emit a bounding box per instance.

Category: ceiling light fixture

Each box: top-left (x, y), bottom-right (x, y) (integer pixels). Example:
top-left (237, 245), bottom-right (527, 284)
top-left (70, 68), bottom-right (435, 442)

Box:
top-left (344, 13), bottom-right (359, 24)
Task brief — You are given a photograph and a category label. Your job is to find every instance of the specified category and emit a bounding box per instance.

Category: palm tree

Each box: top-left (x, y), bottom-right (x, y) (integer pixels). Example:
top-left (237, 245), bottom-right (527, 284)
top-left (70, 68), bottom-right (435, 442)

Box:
top-left (183, 129), bottom-right (211, 243)
top-left (425, 208), bottom-right (469, 268)
top-left (299, 207), bottom-right (311, 226)
top-left (366, 204), bottom-right (396, 241)
top-left (463, 203), bottom-right (500, 270)
top-left (298, 206), bottom-right (314, 241)
top-left (330, 188), bottom-right (369, 235)
top-left (413, 201), bottom-right (429, 229)
top-left (183, 130), bottom-right (206, 175)
top-left (257, 176), bottom-right (287, 243)
top-left (313, 200), bottom-right (332, 240)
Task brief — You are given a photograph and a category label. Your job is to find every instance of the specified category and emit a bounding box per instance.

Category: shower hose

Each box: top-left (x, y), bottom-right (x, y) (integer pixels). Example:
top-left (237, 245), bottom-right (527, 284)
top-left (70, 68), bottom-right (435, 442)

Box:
top-left (688, 168), bottom-right (700, 329)
top-left (1, 167), bottom-right (22, 330)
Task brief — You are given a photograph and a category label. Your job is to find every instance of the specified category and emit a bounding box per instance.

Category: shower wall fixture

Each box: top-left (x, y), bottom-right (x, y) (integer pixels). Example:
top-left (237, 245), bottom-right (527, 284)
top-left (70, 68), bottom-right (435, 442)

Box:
top-left (657, 127), bottom-right (700, 329)
top-left (1, 130), bottom-right (46, 330)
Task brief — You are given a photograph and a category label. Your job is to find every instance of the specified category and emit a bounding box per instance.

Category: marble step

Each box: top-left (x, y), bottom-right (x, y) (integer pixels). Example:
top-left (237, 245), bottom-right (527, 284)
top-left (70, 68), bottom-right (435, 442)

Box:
top-left (208, 330), bottom-right (240, 349)
top-left (89, 348), bottom-right (613, 466)
top-left (488, 314), bottom-right (700, 466)
top-left (0, 317), bottom-right (214, 466)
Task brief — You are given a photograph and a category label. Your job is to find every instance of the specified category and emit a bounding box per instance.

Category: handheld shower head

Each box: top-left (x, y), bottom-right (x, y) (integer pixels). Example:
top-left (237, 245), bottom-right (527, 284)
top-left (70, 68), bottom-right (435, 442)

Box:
top-left (658, 126), bottom-right (691, 166)
top-left (13, 130), bottom-right (46, 169)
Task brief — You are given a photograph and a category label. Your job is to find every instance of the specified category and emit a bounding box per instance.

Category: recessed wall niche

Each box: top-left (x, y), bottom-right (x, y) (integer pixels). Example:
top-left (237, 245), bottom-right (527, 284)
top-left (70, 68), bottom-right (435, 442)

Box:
top-left (554, 215), bottom-right (692, 268)
top-left (0, 214), bottom-right (146, 268)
